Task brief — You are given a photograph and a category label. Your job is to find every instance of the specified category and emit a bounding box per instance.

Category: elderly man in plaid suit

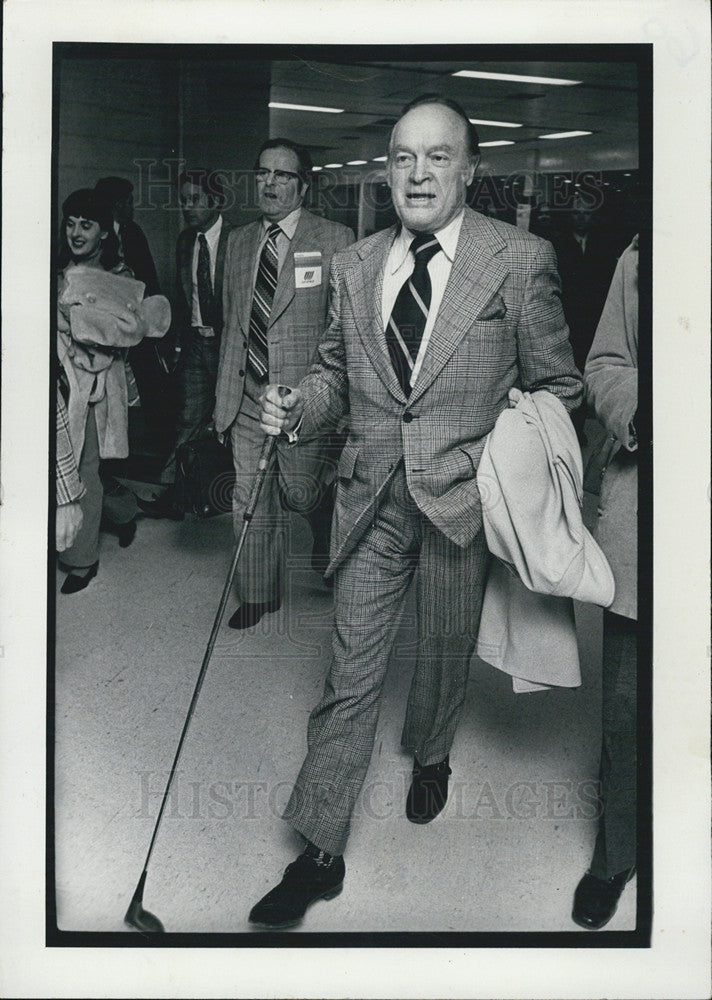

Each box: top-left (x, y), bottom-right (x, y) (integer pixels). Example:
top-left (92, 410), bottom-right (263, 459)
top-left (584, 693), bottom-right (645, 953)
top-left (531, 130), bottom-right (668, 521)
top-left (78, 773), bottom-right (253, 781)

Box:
top-left (252, 94), bottom-right (583, 928)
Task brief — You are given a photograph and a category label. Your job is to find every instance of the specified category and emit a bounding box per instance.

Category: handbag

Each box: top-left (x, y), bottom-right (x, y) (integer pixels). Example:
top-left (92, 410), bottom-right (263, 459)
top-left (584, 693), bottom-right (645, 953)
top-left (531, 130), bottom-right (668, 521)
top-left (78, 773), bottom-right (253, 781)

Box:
top-left (175, 434), bottom-right (235, 518)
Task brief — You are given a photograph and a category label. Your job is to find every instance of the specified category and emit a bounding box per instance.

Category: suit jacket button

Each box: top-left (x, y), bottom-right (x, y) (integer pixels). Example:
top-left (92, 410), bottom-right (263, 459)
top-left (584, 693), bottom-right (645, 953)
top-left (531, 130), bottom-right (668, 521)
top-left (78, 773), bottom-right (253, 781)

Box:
top-left (402, 411), bottom-right (413, 423)
top-left (242, 340), bottom-right (247, 349)
top-left (238, 369), bottom-right (245, 378)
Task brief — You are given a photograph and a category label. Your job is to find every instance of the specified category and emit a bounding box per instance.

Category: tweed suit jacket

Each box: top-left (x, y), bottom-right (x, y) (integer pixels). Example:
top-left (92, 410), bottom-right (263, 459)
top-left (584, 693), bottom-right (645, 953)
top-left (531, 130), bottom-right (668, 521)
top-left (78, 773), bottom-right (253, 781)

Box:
top-left (214, 209), bottom-right (354, 433)
top-left (175, 217), bottom-right (235, 341)
top-left (297, 206), bottom-right (583, 572)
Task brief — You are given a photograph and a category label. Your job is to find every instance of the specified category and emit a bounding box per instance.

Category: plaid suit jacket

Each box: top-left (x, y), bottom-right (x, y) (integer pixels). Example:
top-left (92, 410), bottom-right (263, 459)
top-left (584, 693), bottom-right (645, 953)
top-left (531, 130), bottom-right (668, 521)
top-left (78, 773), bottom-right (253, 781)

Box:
top-left (298, 206), bottom-right (583, 570)
top-left (214, 209), bottom-right (354, 433)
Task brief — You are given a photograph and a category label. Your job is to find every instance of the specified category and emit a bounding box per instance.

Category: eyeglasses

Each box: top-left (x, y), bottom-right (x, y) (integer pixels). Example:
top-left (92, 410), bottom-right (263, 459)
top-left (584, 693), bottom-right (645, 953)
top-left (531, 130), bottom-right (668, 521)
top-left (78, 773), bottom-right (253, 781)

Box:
top-left (255, 168), bottom-right (301, 185)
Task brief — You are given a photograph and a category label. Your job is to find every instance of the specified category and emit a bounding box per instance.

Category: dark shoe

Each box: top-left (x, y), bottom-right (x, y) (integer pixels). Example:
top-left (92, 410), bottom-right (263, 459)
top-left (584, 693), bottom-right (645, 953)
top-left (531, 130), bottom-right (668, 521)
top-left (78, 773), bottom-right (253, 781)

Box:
top-left (137, 490), bottom-right (183, 521)
top-left (61, 561), bottom-right (99, 594)
top-left (228, 598), bottom-right (281, 630)
top-left (117, 519), bottom-right (137, 548)
top-left (406, 755), bottom-right (451, 824)
top-left (572, 867), bottom-right (636, 930)
top-left (249, 847), bottom-right (345, 929)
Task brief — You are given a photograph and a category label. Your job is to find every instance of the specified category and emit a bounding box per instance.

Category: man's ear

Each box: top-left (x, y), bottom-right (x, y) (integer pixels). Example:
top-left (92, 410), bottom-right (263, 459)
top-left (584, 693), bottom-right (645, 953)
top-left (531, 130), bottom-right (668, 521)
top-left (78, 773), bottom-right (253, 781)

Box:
top-left (466, 154), bottom-right (481, 186)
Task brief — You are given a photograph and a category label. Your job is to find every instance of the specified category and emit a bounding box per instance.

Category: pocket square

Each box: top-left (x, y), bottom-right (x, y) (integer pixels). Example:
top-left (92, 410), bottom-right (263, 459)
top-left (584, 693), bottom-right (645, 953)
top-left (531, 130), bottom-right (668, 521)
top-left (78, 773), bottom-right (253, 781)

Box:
top-left (477, 295), bottom-right (507, 321)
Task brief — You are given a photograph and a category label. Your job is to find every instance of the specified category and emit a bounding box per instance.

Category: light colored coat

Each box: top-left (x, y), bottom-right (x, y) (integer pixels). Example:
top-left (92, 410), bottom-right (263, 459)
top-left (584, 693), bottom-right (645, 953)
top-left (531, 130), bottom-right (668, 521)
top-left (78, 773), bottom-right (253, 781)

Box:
top-left (297, 207), bottom-right (583, 574)
top-left (476, 387), bottom-right (615, 693)
top-left (584, 236), bottom-right (638, 620)
top-left (214, 209), bottom-right (354, 433)
top-left (57, 265), bottom-right (171, 461)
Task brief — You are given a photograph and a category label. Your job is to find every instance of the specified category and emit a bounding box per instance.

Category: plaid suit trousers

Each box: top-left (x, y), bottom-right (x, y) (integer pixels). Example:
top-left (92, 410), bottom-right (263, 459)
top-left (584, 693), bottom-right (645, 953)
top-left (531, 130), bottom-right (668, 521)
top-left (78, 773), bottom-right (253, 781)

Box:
top-left (284, 462), bottom-right (489, 855)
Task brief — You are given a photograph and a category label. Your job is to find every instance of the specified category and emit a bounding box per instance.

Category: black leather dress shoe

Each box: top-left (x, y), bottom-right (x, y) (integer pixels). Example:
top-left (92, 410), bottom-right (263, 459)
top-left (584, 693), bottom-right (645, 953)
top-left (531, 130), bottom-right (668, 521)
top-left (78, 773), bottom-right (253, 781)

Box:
top-left (61, 561), bottom-right (99, 594)
top-left (228, 598), bottom-right (281, 630)
top-left (249, 849), bottom-right (345, 929)
top-left (406, 755), bottom-right (452, 824)
top-left (572, 867), bottom-right (636, 929)
top-left (137, 490), bottom-right (183, 521)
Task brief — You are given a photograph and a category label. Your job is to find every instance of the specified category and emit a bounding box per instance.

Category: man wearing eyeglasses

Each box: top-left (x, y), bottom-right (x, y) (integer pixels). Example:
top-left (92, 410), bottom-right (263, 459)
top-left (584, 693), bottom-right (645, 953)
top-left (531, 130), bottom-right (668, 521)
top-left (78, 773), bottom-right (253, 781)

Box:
top-left (214, 138), bottom-right (354, 629)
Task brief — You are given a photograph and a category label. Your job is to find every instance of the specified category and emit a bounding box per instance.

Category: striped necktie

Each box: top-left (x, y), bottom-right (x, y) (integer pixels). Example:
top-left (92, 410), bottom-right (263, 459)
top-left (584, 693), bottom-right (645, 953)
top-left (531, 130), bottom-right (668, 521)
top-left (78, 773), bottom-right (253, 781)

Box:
top-left (385, 232), bottom-right (440, 395)
top-left (247, 223), bottom-right (281, 383)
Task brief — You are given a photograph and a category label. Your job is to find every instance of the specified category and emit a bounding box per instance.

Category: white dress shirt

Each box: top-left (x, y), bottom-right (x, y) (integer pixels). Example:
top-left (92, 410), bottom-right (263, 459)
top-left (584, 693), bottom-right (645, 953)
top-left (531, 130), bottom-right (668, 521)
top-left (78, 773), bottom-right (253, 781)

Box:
top-left (191, 213), bottom-right (223, 329)
top-left (381, 210), bottom-right (464, 386)
top-left (252, 206), bottom-right (302, 287)
top-left (573, 232), bottom-right (588, 255)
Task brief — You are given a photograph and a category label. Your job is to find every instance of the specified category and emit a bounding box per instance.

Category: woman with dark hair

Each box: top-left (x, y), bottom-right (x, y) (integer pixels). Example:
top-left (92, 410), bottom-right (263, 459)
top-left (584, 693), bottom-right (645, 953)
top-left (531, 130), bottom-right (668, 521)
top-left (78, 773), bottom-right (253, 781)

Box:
top-left (56, 188), bottom-right (171, 592)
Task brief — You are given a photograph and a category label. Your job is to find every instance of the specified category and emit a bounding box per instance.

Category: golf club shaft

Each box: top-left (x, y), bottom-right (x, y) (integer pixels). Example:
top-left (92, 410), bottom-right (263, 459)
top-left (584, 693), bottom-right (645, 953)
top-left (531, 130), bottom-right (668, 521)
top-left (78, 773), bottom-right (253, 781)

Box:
top-left (136, 432), bottom-right (279, 878)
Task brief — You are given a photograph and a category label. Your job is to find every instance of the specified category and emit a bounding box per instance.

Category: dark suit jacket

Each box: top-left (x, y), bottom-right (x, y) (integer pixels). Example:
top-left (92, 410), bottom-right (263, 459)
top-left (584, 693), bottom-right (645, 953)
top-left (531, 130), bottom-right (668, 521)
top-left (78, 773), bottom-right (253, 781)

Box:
top-left (119, 220), bottom-right (160, 296)
top-left (552, 228), bottom-right (617, 370)
top-left (297, 207), bottom-right (583, 570)
top-left (215, 209), bottom-right (354, 433)
top-left (174, 217), bottom-right (235, 345)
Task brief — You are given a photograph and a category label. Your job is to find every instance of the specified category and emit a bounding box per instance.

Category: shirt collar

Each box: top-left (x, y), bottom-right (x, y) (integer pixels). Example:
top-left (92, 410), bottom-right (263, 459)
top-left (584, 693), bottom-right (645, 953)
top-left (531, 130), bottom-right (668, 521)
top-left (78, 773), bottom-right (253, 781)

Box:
top-left (199, 213), bottom-right (223, 248)
top-left (263, 206), bottom-right (302, 241)
top-left (389, 209), bottom-right (464, 275)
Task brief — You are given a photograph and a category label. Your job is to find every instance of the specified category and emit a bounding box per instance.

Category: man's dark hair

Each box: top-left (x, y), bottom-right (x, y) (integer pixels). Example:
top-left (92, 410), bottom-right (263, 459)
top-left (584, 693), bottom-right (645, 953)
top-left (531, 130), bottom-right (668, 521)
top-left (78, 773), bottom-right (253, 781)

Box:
top-left (253, 138), bottom-right (313, 187)
top-left (396, 94), bottom-right (480, 158)
top-left (94, 176), bottom-right (133, 206)
top-left (177, 168), bottom-right (226, 208)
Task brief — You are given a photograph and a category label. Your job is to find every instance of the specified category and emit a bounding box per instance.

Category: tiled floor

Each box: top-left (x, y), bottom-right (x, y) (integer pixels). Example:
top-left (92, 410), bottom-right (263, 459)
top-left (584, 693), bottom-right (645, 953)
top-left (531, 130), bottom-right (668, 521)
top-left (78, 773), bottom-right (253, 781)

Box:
top-left (53, 420), bottom-right (637, 935)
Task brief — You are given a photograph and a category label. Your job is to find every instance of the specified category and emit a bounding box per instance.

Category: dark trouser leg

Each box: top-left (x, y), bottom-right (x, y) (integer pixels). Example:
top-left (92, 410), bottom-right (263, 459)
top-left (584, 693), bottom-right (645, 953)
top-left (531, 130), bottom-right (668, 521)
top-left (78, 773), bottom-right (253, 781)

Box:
top-left (401, 523), bottom-right (489, 765)
top-left (590, 610), bottom-right (638, 879)
top-left (61, 407), bottom-right (101, 569)
top-left (100, 468), bottom-right (138, 526)
top-left (160, 333), bottom-right (220, 485)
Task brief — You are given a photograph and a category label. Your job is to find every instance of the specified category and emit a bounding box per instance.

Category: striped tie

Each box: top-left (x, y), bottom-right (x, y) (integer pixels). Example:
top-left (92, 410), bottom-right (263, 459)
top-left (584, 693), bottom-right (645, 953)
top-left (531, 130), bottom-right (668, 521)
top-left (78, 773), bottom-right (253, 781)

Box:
top-left (386, 232), bottom-right (440, 395)
top-left (247, 223), bottom-right (281, 383)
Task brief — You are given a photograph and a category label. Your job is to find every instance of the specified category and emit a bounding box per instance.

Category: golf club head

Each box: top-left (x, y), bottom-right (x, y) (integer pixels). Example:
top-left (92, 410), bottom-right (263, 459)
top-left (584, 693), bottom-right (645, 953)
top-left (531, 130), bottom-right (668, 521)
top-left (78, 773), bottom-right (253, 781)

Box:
top-left (124, 900), bottom-right (166, 934)
top-left (124, 896), bottom-right (165, 934)
top-left (124, 871), bottom-right (165, 933)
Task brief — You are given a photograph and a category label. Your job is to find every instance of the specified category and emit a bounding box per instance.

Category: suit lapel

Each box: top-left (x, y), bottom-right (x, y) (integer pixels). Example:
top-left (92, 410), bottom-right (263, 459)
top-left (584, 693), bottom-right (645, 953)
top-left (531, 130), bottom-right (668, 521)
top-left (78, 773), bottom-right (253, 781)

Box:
top-left (213, 219), bottom-right (231, 306)
top-left (179, 231), bottom-right (195, 311)
top-left (268, 210), bottom-right (315, 328)
top-left (343, 227), bottom-right (406, 402)
top-left (409, 209), bottom-right (509, 404)
top-left (234, 221), bottom-right (262, 334)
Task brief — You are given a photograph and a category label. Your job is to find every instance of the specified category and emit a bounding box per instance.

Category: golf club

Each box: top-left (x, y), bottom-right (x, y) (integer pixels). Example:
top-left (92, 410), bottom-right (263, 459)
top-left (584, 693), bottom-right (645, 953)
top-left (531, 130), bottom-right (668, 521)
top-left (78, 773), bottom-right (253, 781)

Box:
top-left (125, 401), bottom-right (289, 934)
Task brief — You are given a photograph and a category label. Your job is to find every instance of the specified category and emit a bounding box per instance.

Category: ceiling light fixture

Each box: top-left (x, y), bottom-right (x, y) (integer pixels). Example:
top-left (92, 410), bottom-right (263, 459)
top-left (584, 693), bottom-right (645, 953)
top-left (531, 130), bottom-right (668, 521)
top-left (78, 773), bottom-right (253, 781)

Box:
top-left (346, 160), bottom-right (368, 165)
top-left (479, 140), bottom-right (516, 147)
top-left (453, 70), bottom-right (582, 86)
top-left (469, 118), bottom-right (522, 128)
top-left (323, 163), bottom-right (343, 169)
top-left (539, 130), bottom-right (592, 139)
top-left (269, 101), bottom-right (344, 114)
top-left (372, 155), bottom-right (388, 162)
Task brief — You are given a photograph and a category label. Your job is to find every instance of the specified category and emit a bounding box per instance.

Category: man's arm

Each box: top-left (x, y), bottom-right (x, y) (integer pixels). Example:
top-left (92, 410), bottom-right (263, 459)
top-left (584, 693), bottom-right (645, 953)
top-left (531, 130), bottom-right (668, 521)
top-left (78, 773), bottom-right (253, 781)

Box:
top-left (516, 239), bottom-right (583, 413)
top-left (584, 240), bottom-right (638, 450)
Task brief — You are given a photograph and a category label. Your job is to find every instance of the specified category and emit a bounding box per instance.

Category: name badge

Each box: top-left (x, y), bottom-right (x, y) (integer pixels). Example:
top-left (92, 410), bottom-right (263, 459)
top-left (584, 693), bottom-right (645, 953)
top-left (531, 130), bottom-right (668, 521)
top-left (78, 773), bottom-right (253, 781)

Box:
top-left (294, 251), bottom-right (322, 289)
